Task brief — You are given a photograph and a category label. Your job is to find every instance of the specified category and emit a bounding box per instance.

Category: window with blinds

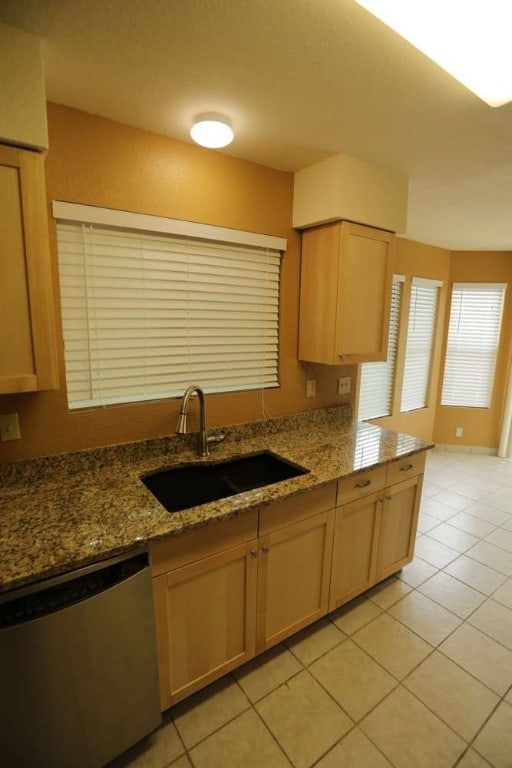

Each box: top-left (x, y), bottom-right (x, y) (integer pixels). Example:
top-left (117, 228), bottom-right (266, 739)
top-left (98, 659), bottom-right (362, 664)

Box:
top-left (400, 277), bottom-right (441, 413)
top-left (56, 210), bottom-right (283, 409)
top-left (358, 276), bottom-right (404, 420)
top-left (441, 283), bottom-right (506, 408)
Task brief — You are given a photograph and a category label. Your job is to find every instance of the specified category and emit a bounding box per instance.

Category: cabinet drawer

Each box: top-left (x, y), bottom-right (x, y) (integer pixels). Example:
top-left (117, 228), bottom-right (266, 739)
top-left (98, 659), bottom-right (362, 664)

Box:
top-left (336, 466), bottom-right (386, 506)
top-left (151, 509), bottom-right (258, 576)
top-left (386, 451), bottom-right (426, 486)
top-left (259, 483), bottom-right (336, 535)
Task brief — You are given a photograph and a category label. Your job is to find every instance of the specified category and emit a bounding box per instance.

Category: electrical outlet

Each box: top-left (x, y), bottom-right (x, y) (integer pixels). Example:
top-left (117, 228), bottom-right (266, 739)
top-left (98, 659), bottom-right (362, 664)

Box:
top-left (0, 412), bottom-right (21, 441)
top-left (306, 379), bottom-right (316, 398)
top-left (455, 426), bottom-right (463, 438)
top-left (337, 376), bottom-right (351, 395)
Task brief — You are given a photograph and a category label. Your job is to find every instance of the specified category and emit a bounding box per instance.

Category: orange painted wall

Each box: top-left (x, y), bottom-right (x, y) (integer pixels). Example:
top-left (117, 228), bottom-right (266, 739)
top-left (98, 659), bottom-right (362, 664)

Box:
top-left (359, 237), bottom-right (451, 442)
top-left (433, 252), bottom-right (512, 449)
top-left (0, 104), bottom-right (353, 461)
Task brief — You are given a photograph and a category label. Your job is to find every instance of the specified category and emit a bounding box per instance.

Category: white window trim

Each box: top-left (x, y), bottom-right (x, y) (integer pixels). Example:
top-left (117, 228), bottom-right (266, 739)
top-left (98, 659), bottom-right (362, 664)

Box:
top-left (52, 201), bottom-right (287, 252)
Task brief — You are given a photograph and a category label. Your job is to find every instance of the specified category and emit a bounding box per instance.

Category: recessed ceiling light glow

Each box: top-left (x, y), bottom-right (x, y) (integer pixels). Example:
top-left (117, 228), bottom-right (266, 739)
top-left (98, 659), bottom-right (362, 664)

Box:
top-left (190, 116), bottom-right (234, 148)
top-left (355, 0), bottom-right (512, 107)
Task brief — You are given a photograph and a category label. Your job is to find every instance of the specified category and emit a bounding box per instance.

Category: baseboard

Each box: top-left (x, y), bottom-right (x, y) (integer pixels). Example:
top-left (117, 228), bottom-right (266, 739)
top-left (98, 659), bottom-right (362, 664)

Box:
top-left (433, 444), bottom-right (496, 455)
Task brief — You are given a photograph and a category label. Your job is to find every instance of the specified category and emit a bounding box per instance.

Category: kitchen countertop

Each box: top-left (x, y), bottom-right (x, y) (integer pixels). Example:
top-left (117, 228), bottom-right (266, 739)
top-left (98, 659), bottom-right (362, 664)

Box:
top-left (0, 406), bottom-right (432, 594)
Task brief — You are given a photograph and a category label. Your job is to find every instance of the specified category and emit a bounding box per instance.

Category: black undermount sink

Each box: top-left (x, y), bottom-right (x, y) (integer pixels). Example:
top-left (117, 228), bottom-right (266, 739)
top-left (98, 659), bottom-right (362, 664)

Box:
top-left (142, 451), bottom-right (309, 513)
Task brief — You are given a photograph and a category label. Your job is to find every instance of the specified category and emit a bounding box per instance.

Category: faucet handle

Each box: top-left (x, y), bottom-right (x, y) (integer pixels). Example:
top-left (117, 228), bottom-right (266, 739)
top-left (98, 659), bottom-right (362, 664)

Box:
top-left (207, 430), bottom-right (228, 446)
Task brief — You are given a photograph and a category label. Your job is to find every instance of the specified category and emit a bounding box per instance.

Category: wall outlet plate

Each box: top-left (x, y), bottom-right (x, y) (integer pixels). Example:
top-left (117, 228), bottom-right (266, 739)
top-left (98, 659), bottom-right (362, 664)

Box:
top-left (455, 426), bottom-right (464, 438)
top-left (0, 412), bottom-right (21, 441)
top-left (338, 376), bottom-right (351, 395)
top-left (306, 379), bottom-right (316, 398)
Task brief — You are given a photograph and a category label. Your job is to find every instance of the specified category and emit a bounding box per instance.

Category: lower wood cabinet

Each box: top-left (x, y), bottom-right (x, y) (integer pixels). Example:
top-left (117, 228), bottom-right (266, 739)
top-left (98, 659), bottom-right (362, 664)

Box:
top-left (150, 453), bottom-right (426, 710)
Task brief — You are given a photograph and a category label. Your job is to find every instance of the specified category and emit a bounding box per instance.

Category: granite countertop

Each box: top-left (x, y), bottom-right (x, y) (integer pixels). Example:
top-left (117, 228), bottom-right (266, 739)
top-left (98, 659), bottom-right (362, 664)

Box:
top-left (0, 406), bottom-right (432, 594)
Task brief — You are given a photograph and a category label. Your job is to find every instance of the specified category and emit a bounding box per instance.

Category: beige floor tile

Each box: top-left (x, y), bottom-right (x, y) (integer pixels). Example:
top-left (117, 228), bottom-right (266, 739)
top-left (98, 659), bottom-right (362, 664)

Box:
top-left (424, 469), bottom-right (460, 490)
top-left (422, 480), bottom-right (444, 499)
top-left (310, 639), bottom-right (395, 722)
top-left (465, 540), bottom-right (512, 575)
top-left (285, 616), bottom-right (345, 666)
top-left (464, 502), bottom-right (510, 526)
top-left (171, 675), bottom-right (249, 749)
top-left (388, 591), bottom-right (461, 645)
top-left (480, 486), bottom-right (512, 512)
top-left (111, 718), bottom-right (184, 768)
top-left (473, 702), bottom-right (512, 768)
top-left (233, 644), bottom-right (302, 703)
top-left (468, 598), bottom-right (512, 650)
top-left (501, 516), bottom-right (512, 532)
top-left (489, 578), bottom-right (512, 609)
top-left (189, 709), bottom-right (289, 768)
top-left (368, 576), bottom-right (412, 609)
top-left (360, 687), bottom-right (465, 768)
top-left (456, 749), bottom-right (493, 768)
top-left (418, 571), bottom-right (486, 618)
top-left (439, 623), bottom-right (512, 695)
top-left (427, 523), bottom-right (479, 553)
top-left (352, 613), bottom-right (432, 679)
top-left (431, 489), bottom-right (473, 511)
top-left (446, 512), bottom-right (496, 539)
top-left (414, 536), bottom-right (460, 568)
top-left (403, 651), bottom-right (499, 741)
top-left (330, 597), bottom-right (382, 635)
top-left (450, 477), bottom-right (501, 501)
top-left (444, 554), bottom-right (507, 595)
top-left (417, 512), bottom-right (441, 533)
top-left (315, 727), bottom-right (393, 768)
top-left (398, 557), bottom-right (438, 587)
top-left (255, 670), bottom-right (352, 768)
top-left (506, 689), bottom-right (512, 704)
top-left (420, 497), bottom-right (459, 522)
top-left (485, 527), bottom-right (512, 552)
top-left (170, 758), bottom-right (192, 768)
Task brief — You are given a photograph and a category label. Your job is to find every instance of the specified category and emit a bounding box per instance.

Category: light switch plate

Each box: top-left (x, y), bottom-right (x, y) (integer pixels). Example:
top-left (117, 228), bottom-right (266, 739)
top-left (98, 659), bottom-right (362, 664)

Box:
top-left (338, 376), bottom-right (351, 395)
top-left (0, 412), bottom-right (21, 441)
top-left (306, 379), bottom-right (316, 398)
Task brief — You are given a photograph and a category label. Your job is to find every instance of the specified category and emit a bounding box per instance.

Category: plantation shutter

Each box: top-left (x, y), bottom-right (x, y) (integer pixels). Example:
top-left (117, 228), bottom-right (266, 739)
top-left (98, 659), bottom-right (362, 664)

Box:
top-left (55, 207), bottom-right (283, 409)
top-left (441, 283), bottom-right (506, 408)
top-left (358, 276), bottom-right (404, 420)
top-left (400, 277), bottom-right (441, 413)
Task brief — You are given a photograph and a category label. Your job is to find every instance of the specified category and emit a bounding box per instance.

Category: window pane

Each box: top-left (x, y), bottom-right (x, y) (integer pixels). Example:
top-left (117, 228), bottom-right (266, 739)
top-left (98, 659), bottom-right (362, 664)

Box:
top-left (57, 222), bottom-right (281, 409)
top-left (400, 280), bottom-right (440, 413)
top-left (441, 283), bottom-right (506, 408)
top-left (358, 278), bottom-right (403, 420)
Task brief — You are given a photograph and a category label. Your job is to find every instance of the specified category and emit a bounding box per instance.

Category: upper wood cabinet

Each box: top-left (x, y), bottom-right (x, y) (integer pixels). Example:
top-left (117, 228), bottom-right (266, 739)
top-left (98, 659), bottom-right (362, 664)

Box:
top-left (0, 145), bottom-right (58, 394)
top-left (298, 221), bottom-right (396, 365)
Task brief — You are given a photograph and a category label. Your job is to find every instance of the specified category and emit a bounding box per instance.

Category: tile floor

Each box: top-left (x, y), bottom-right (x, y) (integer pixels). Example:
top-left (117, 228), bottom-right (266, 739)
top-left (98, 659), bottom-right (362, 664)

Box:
top-left (111, 449), bottom-right (512, 768)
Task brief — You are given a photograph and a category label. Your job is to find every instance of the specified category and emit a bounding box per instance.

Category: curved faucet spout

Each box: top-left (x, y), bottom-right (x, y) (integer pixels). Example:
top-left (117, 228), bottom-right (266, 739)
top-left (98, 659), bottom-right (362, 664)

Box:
top-left (176, 385), bottom-right (226, 457)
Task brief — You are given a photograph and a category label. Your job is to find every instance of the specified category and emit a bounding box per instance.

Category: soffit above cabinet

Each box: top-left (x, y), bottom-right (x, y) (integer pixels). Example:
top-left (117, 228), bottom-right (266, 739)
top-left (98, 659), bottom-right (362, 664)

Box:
top-left (293, 152), bottom-right (408, 234)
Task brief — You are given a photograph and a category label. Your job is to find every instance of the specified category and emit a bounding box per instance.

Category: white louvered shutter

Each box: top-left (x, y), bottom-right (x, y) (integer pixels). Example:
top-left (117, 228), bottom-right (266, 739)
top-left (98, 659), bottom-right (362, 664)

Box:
top-left (358, 276), bottom-right (404, 420)
top-left (57, 222), bottom-right (282, 409)
top-left (400, 278), bottom-right (441, 413)
top-left (441, 283), bottom-right (506, 408)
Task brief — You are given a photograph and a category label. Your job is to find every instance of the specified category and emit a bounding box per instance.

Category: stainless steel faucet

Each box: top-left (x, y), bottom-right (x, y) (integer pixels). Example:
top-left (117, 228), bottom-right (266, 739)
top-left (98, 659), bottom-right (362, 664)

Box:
top-left (176, 385), bottom-right (227, 456)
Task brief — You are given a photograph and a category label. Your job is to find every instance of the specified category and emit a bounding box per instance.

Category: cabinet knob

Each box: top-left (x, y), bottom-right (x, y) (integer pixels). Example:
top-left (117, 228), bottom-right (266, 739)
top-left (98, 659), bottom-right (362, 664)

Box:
top-left (338, 353), bottom-right (345, 361)
top-left (355, 479), bottom-right (371, 488)
top-left (400, 463), bottom-right (414, 472)
top-left (250, 549), bottom-right (258, 558)
top-left (385, 495), bottom-right (392, 501)
top-left (261, 545), bottom-right (269, 554)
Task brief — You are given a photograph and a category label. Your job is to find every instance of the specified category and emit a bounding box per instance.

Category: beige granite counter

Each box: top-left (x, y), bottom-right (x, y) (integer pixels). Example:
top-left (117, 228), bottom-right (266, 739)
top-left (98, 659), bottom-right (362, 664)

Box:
top-left (0, 406), bottom-right (432, 593)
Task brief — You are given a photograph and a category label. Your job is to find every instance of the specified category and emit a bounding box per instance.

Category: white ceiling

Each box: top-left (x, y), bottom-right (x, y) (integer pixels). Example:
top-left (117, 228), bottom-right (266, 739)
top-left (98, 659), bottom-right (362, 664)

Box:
top-left (2, 0), bottom-right (512, 251)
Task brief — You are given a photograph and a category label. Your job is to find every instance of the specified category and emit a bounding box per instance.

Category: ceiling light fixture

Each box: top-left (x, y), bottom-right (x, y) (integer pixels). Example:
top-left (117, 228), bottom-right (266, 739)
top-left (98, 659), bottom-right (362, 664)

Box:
top-left (190, 114), bottom-right (234, 148)
top-left (355, 0), bottom-right (512, 107)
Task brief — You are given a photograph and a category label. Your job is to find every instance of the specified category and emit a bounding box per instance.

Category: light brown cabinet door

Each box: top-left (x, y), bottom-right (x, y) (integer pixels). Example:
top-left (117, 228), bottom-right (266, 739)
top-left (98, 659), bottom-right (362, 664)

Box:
top-left (299, 221), bottom-right (395, 365)
top-left (375, 475), bottom-right (423, 581)
top-left (153, 540), bottom-right (258, 708)
top-left (0, 144), bottom-right (58, 393)
top-left (256, 510), bottom-right (334, 653)
top-left (329, 490), bottom-right (382, 610)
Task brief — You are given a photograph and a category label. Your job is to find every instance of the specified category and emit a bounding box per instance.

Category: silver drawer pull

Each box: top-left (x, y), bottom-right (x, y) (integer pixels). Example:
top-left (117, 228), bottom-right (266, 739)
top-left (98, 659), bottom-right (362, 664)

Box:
top-left (355, 479), bottom-right (371, 488)
top-left (400, 463), bottom-right (414, 472)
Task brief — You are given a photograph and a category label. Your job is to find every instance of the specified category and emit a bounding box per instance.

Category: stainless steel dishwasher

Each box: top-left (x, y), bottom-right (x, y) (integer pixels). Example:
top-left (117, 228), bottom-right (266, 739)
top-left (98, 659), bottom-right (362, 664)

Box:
top-left (0, 550), bottom-right (162, 767)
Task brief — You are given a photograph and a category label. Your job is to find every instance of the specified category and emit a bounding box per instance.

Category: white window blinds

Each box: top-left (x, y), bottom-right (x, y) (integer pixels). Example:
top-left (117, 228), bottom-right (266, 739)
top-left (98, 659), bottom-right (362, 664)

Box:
top-left (57, 220), bottom-right (282, 409)
top-left (441, 283), bottom-right (506, 408)
top-left (358, 276), bottom-right (403, 420)
top-left (400, 278), bottom-right (441, 413)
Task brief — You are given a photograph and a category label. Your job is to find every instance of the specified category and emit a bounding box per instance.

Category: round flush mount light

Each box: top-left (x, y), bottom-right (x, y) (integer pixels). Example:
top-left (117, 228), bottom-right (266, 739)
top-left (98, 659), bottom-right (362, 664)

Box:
top-left (190, 114), bottom-right (234, 148)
